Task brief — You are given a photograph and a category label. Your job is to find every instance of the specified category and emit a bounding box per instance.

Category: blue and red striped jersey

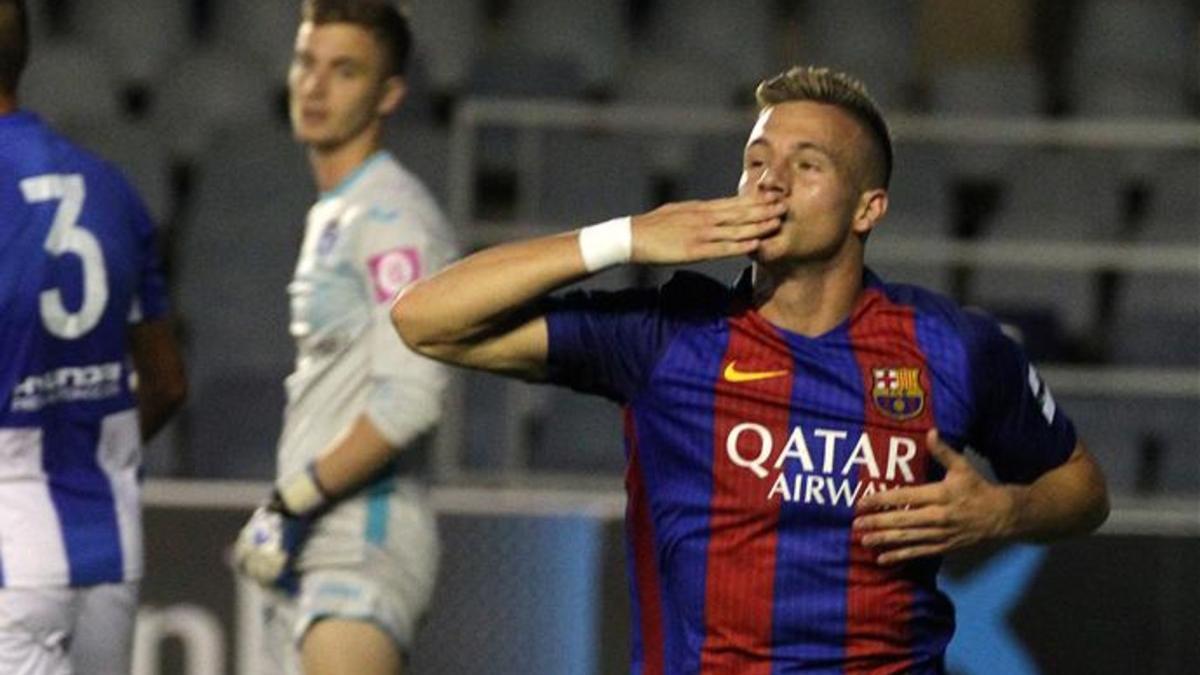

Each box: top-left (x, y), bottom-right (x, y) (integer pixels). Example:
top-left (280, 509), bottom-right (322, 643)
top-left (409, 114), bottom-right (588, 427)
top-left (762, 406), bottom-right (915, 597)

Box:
top-left (545, 269), bottom-right (1076, 674)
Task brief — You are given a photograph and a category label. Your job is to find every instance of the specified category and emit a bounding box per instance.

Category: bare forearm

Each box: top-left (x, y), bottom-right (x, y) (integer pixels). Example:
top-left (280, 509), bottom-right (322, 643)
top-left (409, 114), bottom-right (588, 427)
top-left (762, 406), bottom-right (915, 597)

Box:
top-left (1001, 444), bottom-right (1110, 542)
top-left (391, 232), bottom-right (585, 356)
top-left (392, 196), bottom-right (784, 374)
top-left (129, 319), bottom-right (187, 441)
top-left (308, 415), bottom-right (398, 499)
top-left (137, 388), bottom-right (183, 440)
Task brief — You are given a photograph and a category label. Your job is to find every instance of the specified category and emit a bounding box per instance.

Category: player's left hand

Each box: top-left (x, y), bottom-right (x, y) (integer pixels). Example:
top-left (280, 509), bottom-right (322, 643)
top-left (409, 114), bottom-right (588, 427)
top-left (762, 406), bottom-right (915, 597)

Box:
top-left (853, 429), bottom-right (1015, 565)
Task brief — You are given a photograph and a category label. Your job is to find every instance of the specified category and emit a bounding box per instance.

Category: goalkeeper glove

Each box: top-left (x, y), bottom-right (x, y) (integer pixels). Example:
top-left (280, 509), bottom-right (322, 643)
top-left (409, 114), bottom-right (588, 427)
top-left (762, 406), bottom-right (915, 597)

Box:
top-left (232, 463), bottom-right (328, 592)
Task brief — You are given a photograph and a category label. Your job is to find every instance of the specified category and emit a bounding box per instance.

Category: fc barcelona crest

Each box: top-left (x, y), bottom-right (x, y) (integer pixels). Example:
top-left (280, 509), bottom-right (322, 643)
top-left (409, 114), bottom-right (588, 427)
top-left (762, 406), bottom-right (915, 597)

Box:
top-left (871, 367), bottom-right (925, 420)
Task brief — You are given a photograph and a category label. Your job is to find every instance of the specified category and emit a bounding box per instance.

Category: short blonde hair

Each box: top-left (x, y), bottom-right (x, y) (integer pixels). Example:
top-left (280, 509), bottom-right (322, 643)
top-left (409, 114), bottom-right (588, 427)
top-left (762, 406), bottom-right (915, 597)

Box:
top-left (755, 66), bottom-right (892, 189)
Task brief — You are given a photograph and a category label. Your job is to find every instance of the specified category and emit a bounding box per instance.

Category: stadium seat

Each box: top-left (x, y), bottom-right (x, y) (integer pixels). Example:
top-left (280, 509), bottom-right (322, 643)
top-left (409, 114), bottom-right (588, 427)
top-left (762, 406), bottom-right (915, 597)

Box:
top-left (1065, 395), bottom-right (1198, 496)
top-left (927, 62), bottom-right (1044, 117)
top-left (382, 117), bottom-right (451, 206)
top-left (69, 120), bottom-right (173, 224)
top-left (72, 0), bottom-right (190, 88)
top-left (1109, 210), bottom-right (1199, 368)
top-left (1060, 395), bottom-right (1140, 494)
top-left (1067, 0), bottom-right (1196, 118)
top-left (969, 213), bottom-right (1099, 357)
top-left (394, 55), bottom-right (440, 124)
top-left (500, 0), bottom-right (630, 95)
top-left (23, 0), bottom-right (54, 41)
top-left (173, 121), bottom-right (309, 402)
top-left (926, 63), bottom-right (1046, 184)
top-left (459, 374), bottom-right (596, 475)
top-left (886, 141), bottom-right (953, 226)
top-left (1153, 399), bottom-right (1200, 494)
top-left (1108, 310), bottom-right (1200, 368)
top-left (789, 0), bottom-right (918, 110)
top-left (1140, 155), bottom-right (1200, 228)
top-left (612, 56), bottom-right (743, 178)
top-left (1074, 77), bottom-right (1192, 120)
top-left (207, 0), bottom-right (299, 82)
top-left (19, 38), bottom-right (122, 127)
top-left (616, 50), bottom-right (742, 110)
top-left (966, 148), bottom-right (1122, 242)
top-left (467, 47), bottom-right (588, 101)
top-left (533, 130), bottom-right (653, 226)
top-left (636, 0), bottom-right (774, 89)
top-left (867, 217), bottom-right (955, 298)
top-left (888, 139), bottom-right (960, 296)
top-left (532, 390), bottom-right (626, 474)
top-left (183, 369), bottom-right (285, 479)
top-left (465, 47), bottom-right (588, 180)
top-left (675, 131), bottom-right (748, 201)
top-left (172, 122), bottom-right (311, 477)
top-left (1070, 0), bottom-right (1194, 71)
top-left (155, 48), bottom-right (282, 162)
top-left (407, 0), bottom-right (483, 97)
top-left (459, 370), bottom-right (516, 472)
top-left (871, 140), bottom-right (956, 295)
top-left (141, 417), bottom-right (185, 477)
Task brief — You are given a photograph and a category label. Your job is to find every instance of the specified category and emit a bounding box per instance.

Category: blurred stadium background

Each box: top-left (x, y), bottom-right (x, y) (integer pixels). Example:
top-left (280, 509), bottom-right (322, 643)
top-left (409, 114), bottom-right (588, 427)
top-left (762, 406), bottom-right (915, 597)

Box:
top-left (17, 0), bottom-right (1199, 673)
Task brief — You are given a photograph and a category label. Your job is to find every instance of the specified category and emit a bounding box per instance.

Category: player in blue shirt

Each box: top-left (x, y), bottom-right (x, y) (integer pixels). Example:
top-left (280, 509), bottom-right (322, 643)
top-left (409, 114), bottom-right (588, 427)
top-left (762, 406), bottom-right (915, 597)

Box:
top-left (393, 66), bottom-right (1109, 673)
top-left (0, 1), bottom-right (186, 672)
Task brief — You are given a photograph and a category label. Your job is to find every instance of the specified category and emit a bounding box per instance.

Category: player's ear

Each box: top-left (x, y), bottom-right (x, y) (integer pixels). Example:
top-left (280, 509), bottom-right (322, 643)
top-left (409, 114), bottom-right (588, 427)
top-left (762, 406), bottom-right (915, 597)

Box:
top-left (378, 76), bottom-right (406, 116)
top-left (851, 188), bottom-right (887, 236)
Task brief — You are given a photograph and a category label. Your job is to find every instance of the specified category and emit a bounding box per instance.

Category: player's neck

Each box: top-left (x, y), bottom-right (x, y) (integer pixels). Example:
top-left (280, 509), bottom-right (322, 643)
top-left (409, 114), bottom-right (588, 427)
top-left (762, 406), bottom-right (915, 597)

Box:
top-left (307, 126), bottom-right (383, 193)
top-left (0, 94), bottom-right (16, 115)
top-left (753, 254), bottom-right (864, 337)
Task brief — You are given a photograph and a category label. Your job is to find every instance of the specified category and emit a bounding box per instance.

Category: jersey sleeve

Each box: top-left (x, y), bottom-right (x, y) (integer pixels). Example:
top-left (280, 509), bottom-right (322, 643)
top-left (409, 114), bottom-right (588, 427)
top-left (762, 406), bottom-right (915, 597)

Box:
top-left (121, 176), bottom-right (169, 324)
top-left (965, 313), bottom-right (1077, 483)
top-left (354, 194), bottom-right (460, 447)
top-left (544, 272), bottom-right (724, 403)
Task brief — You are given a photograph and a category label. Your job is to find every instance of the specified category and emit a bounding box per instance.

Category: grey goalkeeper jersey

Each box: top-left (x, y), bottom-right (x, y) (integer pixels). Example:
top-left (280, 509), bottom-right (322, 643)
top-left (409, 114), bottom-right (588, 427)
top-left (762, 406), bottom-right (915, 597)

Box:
top-left (277, 151), bottom-right (457, 483)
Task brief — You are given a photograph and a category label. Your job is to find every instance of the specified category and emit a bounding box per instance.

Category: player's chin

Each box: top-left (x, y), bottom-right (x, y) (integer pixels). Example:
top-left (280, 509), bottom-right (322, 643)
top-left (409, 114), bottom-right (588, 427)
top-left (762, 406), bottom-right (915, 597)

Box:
top-left (292, 121), bottom-right (334, 145)
top-left (749, 240), bottom-right (784, 264)
top-left (291, 125), bottom-right (321, 145)
top-left (750, 230), bottom-right (788, 261)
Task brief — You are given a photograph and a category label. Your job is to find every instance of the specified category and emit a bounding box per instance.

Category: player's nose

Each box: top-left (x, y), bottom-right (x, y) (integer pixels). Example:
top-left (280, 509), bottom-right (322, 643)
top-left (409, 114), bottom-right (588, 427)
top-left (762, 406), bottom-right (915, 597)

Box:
top-left (756, 163), bottom-right (788, 197)
top-left (297, 70), bottom-right (327, 98)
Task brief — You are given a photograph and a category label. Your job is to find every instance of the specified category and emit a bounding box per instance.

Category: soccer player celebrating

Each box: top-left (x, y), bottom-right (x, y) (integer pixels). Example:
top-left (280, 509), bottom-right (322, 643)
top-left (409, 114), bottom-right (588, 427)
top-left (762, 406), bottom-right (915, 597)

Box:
top-left (231, 2), bottom-right (456, 674)
top-left (392, 66), bottom-right (1109, 673)
top-left (0, 1), bottom-right (187, 672)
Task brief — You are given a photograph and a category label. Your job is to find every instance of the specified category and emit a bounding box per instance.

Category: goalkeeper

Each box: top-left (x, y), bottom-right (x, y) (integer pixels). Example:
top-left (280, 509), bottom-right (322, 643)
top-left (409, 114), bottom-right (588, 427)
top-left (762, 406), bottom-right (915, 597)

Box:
top-left (231, 2), bottom-right (458, 674)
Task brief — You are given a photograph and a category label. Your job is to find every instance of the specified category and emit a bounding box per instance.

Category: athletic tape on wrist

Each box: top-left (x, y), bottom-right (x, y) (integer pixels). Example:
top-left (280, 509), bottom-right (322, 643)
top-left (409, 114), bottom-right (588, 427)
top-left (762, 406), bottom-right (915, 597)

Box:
top-left (276, 463), bottom-right (327, 516)
top-left (578, 216), bottom-right (632, 272)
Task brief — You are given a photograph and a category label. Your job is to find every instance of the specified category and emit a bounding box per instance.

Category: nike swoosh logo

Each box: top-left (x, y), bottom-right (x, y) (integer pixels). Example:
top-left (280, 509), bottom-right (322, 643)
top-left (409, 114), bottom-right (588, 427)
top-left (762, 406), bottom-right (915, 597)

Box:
top-left (723, 361), bottom-right (790, 383)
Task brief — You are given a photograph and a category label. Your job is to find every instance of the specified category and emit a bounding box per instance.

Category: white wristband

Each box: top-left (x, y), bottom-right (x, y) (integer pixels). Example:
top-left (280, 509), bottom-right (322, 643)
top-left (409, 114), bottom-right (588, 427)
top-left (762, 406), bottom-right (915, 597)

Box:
top-left (276, 463), bottom-right (327, 516)
top-left (578, 216), bottom-right (632, 272)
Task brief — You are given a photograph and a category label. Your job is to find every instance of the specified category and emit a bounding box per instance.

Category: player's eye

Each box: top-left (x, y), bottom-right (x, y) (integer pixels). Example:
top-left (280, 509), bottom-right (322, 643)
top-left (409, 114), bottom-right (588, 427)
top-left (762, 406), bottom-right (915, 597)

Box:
top-left (792, 157), bottom-right (820, 172)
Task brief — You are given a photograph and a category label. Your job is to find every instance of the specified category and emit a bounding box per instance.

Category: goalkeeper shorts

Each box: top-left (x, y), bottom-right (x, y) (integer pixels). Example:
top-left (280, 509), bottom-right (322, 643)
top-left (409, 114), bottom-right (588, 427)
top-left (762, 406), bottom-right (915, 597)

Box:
top-left (261, 479), bottom-right (438, 669)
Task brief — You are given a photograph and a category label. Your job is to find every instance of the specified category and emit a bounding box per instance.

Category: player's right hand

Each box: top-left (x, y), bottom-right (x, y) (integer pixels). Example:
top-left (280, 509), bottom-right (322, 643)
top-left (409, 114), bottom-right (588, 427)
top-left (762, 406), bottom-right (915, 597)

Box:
top-left (630, 194), bottom-right (786, 265)
top-left (231, 495), bottom-right (310, 592)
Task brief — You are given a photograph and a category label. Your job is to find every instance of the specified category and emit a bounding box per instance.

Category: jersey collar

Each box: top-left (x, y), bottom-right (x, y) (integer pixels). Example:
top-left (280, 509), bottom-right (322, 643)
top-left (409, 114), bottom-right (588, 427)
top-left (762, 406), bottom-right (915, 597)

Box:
top-left (319, 149), bottom-right (391, 200)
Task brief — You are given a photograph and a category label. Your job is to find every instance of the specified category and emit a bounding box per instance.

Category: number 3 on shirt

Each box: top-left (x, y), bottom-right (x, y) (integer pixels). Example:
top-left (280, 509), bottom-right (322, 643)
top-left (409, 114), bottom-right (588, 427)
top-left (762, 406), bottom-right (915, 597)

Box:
top-left (20, 174), bottom-right (108, 339)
